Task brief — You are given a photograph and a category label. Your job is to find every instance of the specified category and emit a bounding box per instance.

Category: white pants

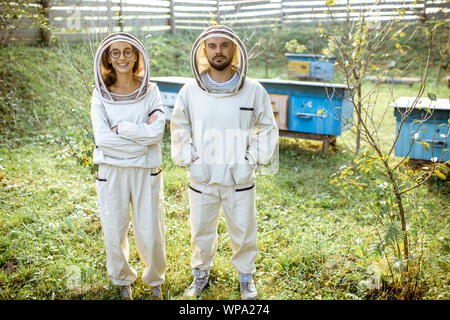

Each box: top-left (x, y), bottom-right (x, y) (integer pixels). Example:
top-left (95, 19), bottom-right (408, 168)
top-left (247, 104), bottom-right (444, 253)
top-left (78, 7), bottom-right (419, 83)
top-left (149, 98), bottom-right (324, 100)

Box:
top-left (95, 164), bottom-right (166, 287)
top-left (188, 180), bottom-right (257, 275)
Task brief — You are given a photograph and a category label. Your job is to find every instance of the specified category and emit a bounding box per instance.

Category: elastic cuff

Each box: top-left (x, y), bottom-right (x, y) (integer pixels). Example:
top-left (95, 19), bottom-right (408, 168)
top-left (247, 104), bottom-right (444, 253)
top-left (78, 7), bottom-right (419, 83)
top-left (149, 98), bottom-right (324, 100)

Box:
top-left (111, 280), bottom-right (134, 286)
top-left (245, 152), bottom-right (257, 166)
top-left (145, 280), bottom-right (165, 287)
top-left (191, 154), bottom-right (199, 164)
top-left (238, 273), bottom-right (253, 283)
top-left (192, 269), bottom-right (209, 279)
top-left (115, 123), bottom-right (122, 135)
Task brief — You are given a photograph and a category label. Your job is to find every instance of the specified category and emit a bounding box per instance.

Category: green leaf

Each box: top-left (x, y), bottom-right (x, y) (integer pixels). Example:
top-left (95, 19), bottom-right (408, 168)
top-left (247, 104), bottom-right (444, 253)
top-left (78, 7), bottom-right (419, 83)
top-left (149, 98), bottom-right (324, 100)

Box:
top-left (384, 223), bottom-right (401, 244)
top-left (420, 141), bottom-right (430, 151)
top-left (432, 21), bottom-right (446, 31)
top-left (427, 92), bottom-right (437, 101)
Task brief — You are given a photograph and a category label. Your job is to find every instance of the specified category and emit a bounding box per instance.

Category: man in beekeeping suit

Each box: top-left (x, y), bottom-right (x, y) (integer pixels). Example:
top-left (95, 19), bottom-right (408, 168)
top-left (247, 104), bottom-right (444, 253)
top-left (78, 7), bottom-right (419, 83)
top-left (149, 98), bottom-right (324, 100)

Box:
top-left (170, 25), bottom-right (278, 300)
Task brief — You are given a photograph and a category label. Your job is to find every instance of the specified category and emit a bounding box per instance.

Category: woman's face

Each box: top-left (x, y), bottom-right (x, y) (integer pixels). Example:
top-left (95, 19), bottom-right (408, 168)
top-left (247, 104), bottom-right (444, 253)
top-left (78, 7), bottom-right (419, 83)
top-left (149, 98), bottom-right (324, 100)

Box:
top-left (107, 41), bottom-right (137, 74)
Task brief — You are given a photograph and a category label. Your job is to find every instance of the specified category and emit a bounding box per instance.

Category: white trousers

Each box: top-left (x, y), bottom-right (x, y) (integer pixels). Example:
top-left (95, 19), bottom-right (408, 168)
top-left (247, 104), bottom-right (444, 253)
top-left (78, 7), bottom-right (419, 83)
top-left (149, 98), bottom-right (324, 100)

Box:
top-left (188, 180), bottom-right (257, 275)
top-left (95, 164), bottom-right (166, 287)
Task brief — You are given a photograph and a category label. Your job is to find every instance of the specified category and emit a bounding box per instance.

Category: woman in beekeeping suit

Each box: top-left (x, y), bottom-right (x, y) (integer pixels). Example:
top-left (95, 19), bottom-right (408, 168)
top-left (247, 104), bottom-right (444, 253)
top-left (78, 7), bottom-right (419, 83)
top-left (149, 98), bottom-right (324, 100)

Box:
top-left (91, 32), bottom-right (166, 300)
top-left (171, 25), bottom-right (278, 300)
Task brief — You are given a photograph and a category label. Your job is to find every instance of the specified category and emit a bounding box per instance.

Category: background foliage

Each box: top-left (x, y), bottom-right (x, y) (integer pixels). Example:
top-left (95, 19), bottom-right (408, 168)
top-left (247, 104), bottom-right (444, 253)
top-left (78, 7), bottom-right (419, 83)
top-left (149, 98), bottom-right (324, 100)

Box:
top-left (0, 24), bottom-right (449, 300)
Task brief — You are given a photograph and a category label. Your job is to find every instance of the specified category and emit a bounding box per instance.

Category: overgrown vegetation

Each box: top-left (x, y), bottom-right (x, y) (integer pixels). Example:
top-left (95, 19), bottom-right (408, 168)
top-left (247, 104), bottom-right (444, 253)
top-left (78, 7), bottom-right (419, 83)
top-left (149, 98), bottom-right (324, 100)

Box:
top-left (0, 24), bottom-right (448, 300)
top-left (313, 8), bottom-right (448, 298)
top-left (0, 0), bottom-right (48, 46)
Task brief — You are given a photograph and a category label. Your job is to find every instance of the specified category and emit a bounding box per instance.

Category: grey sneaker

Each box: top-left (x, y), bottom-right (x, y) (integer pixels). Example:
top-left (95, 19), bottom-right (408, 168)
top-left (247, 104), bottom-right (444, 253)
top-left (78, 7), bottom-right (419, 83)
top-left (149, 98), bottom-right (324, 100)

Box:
top-left (184, 269), bottom-right (209, 297)
top-left (240, 279), bottom-right (258, 300)
top-left (149, 285), bottom-right (163, 300)
top-left (120, 285), bottom-right (133, 300)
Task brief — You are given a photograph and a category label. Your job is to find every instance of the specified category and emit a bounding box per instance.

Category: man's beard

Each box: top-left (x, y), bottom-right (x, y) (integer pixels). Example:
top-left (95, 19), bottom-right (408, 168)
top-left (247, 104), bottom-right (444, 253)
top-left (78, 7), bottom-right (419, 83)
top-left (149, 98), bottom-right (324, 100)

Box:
top-left (208, 55), bottom-right (233, 71)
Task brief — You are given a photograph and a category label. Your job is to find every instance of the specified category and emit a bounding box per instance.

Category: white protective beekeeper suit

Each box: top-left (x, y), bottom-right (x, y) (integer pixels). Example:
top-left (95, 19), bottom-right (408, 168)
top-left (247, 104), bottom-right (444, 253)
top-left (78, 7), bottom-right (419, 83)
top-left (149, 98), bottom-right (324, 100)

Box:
top-left (170, 26), bottom-right (278, 279)
top-left (91, 32), bottom-right (166, 287)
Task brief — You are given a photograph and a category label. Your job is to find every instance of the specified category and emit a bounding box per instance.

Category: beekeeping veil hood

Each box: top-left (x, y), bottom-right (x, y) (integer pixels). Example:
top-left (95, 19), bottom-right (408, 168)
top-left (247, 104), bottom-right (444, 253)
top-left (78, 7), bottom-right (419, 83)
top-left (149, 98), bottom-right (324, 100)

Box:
top-left (190, 25), bottom-right (248, 95)
top-left (94, 32), bottom-right (150, 103)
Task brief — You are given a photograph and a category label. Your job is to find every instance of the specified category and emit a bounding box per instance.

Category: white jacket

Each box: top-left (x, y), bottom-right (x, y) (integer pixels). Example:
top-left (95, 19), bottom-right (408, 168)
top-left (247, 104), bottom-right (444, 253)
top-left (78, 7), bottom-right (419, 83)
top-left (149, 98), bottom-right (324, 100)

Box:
top-left (91, 33), bottom-right (165, 169)
top-left (171, 26), bottom-right (278, 186)
top-left (91, 83), bottom-right (165, 168)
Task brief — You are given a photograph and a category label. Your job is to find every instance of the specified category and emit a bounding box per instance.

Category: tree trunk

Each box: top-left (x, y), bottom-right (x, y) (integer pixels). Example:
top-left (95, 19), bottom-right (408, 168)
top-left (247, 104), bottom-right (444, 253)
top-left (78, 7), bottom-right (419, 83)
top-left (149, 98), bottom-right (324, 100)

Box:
top-left (385, 164), bottom-right (409, 271)
top-left (354, 80), bottom-right (362, 155)
top-left (41, 0), bottom-right (52, 46)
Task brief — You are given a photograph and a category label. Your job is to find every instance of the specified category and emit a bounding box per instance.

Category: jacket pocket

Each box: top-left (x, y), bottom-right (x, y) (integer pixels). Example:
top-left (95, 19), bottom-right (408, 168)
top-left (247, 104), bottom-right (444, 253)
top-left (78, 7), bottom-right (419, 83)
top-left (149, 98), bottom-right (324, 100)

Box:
top-left (189, 185), bottom-right (202, 194)
top-left (239, 106), bottom-right (255, 130)
top-left (150, 168), bottom-right (164, 232)
top-left (150, 168), bottom-right (162, 176)
top-left (231, 160), bottom-right (254, 185)
top-left (235, 184), bottom-right (255, 192)
top-left (95, 175), bottom-right (109, 217)
top-left (189, 160), bottom-right (210, 184)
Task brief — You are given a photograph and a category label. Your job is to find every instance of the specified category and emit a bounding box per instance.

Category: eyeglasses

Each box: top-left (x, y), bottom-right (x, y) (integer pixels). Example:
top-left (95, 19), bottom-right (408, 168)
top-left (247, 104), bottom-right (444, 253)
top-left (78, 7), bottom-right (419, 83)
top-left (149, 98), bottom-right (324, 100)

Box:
top-left (109, 48), bottom-right (134, 59)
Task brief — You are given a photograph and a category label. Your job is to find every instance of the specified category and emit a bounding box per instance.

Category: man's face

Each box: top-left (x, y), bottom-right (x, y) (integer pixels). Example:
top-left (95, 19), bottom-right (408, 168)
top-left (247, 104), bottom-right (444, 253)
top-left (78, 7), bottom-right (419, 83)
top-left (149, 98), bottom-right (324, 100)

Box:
top-left (204, 37), bottom-right (235, 71)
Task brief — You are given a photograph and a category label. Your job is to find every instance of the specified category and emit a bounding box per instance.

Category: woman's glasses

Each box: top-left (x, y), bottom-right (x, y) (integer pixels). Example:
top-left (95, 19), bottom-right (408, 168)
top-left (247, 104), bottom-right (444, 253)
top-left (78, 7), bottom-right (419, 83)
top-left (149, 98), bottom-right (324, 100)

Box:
top-left (109, 48), bottom-right (134, 59)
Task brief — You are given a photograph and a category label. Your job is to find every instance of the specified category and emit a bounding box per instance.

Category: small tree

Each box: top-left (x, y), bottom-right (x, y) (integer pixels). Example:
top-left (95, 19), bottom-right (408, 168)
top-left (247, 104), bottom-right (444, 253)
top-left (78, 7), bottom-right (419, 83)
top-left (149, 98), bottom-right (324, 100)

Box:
top-left (324, 1), bottom-right (448, 298)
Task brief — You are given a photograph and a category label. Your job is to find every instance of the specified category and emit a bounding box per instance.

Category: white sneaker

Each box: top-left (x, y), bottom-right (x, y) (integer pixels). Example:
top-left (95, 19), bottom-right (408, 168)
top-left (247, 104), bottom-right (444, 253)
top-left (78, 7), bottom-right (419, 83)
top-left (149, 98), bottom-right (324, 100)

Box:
top-left (239, 277), bottom-right (258, 300)
top-left (120, 285), bottom-right (133, 300)
top-left (184, 269), bottom-right (209, 297)
top-left (150, 285), bottom-right (163, 300)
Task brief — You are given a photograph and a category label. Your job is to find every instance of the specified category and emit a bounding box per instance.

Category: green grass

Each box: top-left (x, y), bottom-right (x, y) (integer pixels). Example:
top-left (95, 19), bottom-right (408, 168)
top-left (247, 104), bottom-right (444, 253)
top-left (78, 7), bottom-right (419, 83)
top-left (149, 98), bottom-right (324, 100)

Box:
top-left (2, 128), bottom-right (448, 300)
top-left (0, 31), bottom-right (449, 300)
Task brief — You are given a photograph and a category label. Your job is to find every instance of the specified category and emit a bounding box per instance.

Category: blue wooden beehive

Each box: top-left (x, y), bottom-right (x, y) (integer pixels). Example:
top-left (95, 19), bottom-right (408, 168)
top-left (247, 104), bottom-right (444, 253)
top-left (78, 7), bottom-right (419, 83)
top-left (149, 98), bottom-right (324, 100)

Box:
top-left (391, 97), bottom-right (449, 162)
top-left (151, 77), bottom-right (353, 153)
top-left (258, 79), bottom-right (353, 137)
top-left (286, 54), bottom-right (335, 81)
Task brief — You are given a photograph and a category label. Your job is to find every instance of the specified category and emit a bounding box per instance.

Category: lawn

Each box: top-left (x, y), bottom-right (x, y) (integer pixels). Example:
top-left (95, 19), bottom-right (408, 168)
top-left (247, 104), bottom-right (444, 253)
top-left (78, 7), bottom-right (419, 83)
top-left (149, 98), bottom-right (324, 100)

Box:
top-left (0, 32), bottom-right (449, 300)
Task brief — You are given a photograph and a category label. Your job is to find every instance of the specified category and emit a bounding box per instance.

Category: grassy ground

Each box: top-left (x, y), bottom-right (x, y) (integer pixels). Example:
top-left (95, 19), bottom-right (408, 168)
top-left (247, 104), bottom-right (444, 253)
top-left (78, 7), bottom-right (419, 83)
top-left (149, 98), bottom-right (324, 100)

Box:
top-left (1, 127), bottom-right (448, 300)
top-left (0, 34), bottom-right (449, 300)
